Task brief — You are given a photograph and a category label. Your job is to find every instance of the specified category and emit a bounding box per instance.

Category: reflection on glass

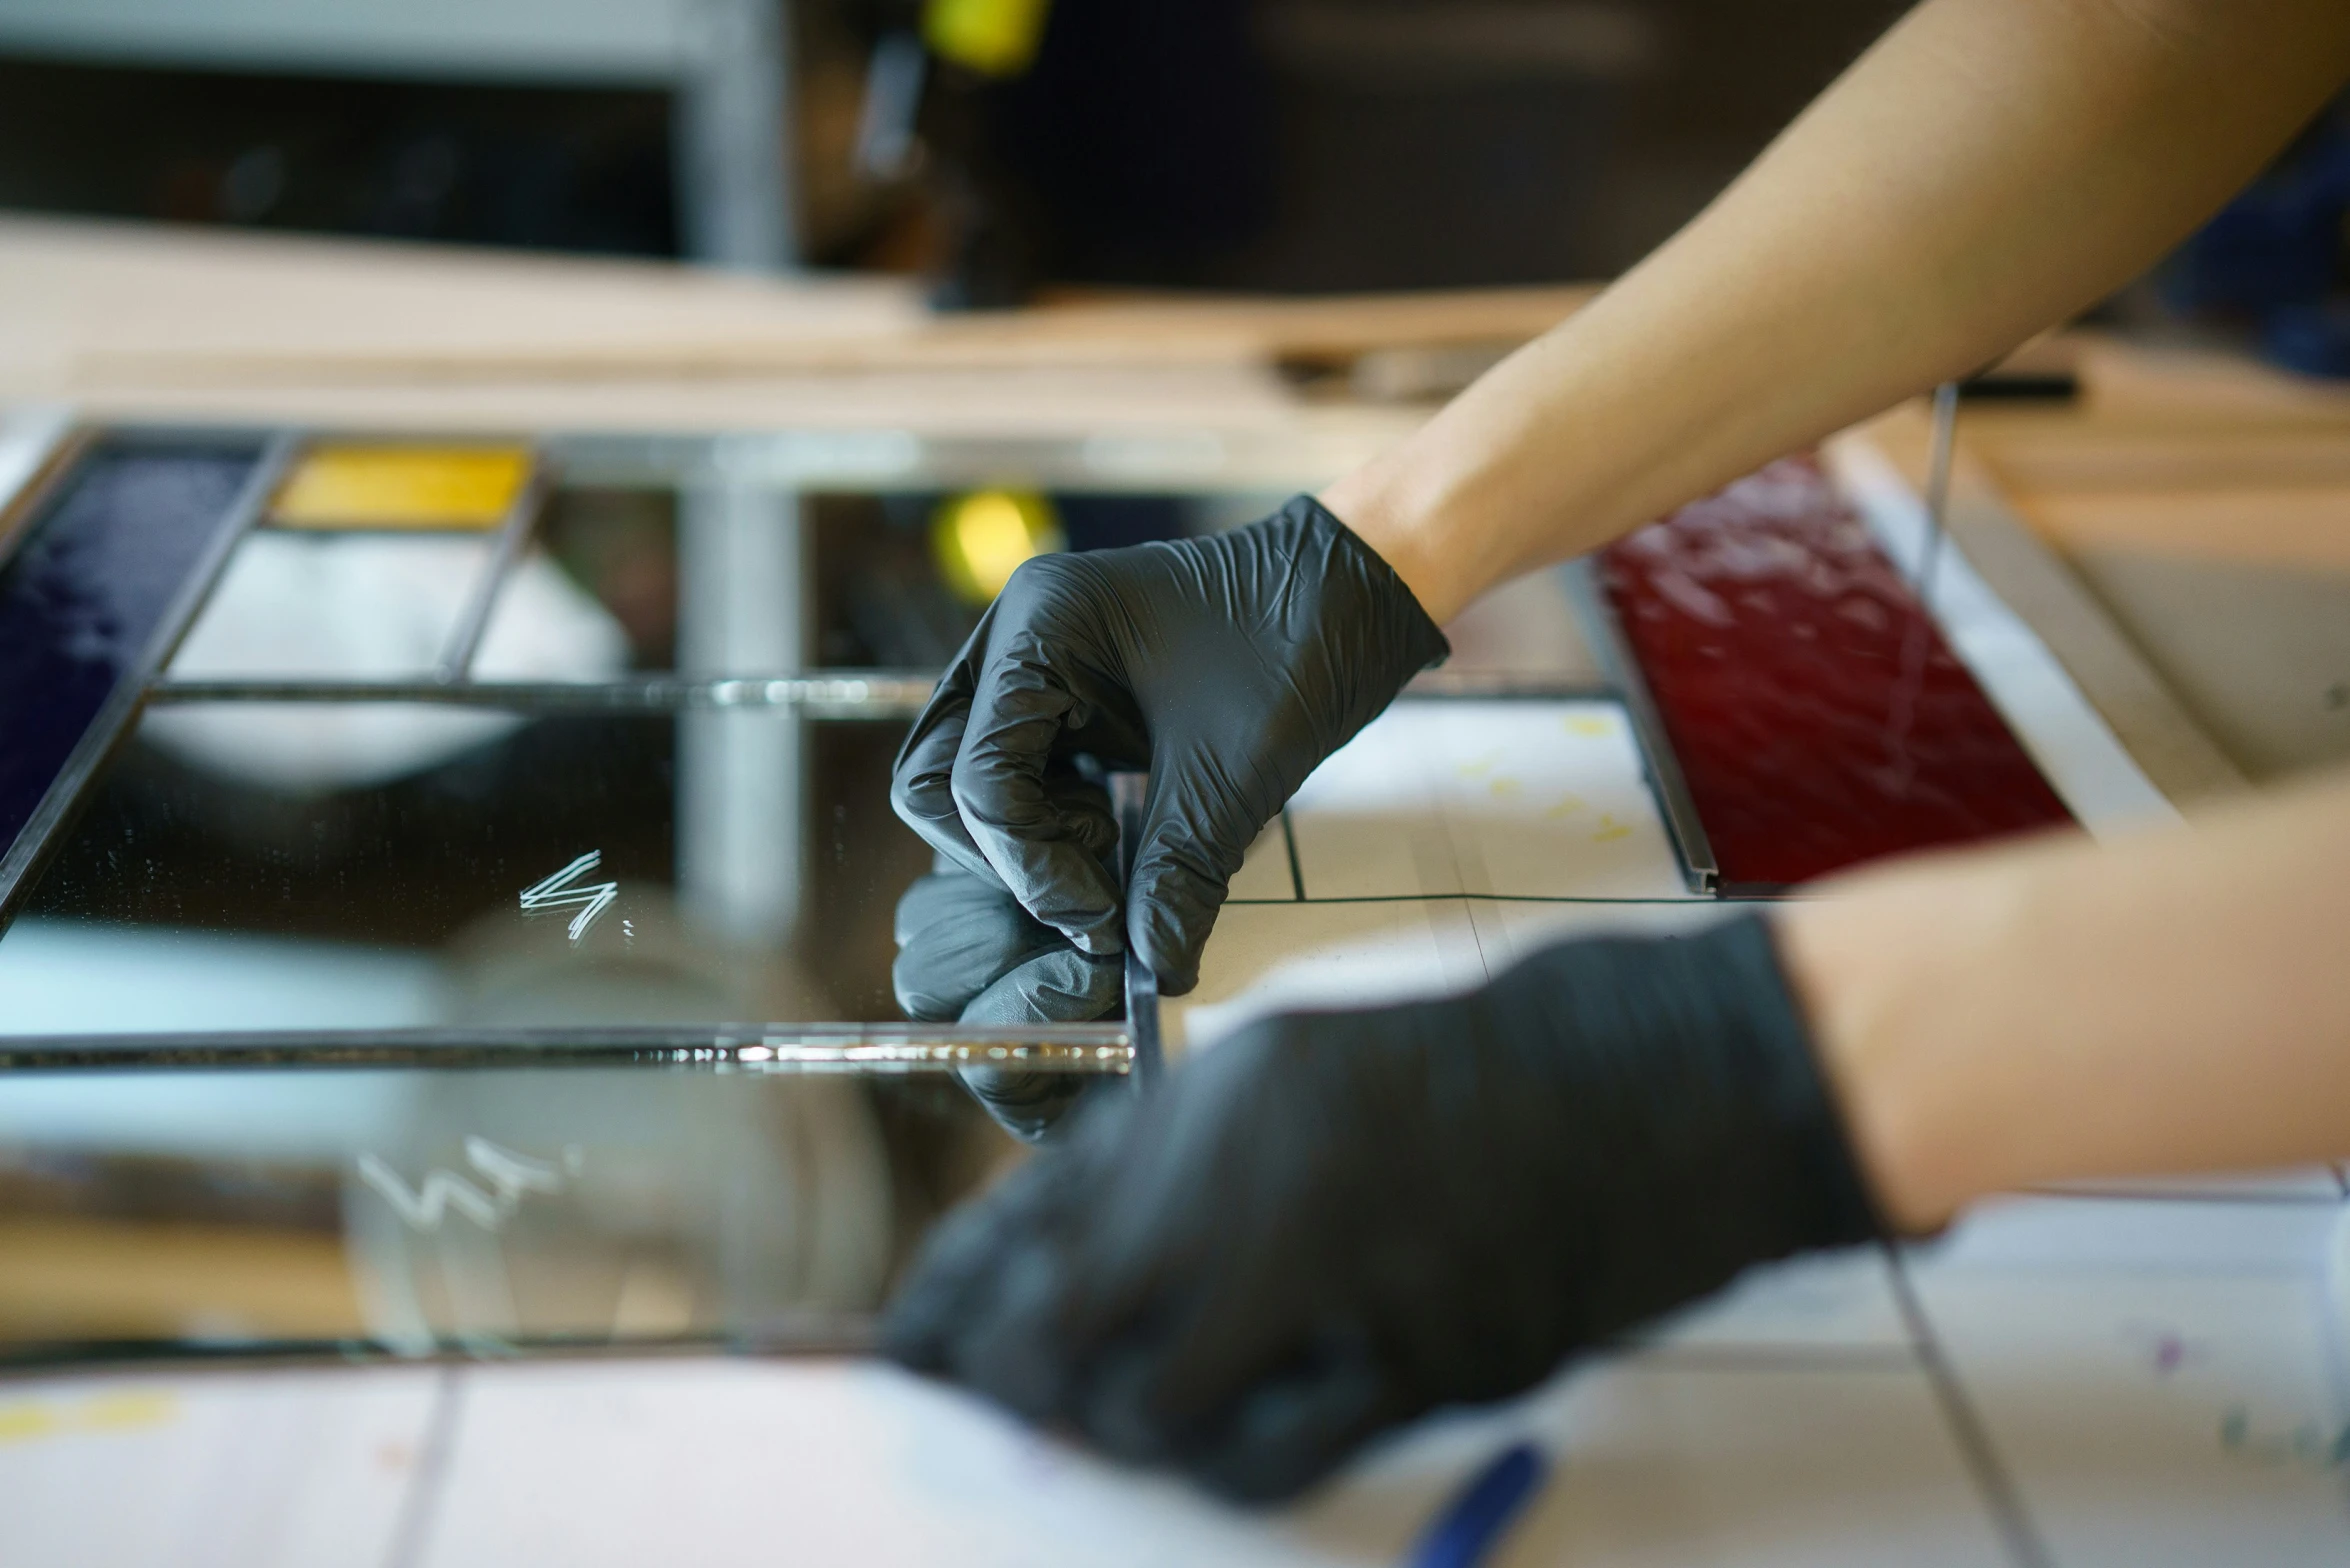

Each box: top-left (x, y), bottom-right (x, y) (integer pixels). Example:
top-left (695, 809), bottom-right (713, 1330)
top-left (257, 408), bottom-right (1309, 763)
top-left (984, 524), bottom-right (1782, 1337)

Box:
top-left (171, 532), bottom-right (493, 680)
top-left (0, 1067), bottom-right (1026, 1361)
top-left (0, 705), bottom-right (939, 1036)
top-left (478, 487), bottom-right (679, 673)
top-left (813, 491), bottom-right (1200, 668)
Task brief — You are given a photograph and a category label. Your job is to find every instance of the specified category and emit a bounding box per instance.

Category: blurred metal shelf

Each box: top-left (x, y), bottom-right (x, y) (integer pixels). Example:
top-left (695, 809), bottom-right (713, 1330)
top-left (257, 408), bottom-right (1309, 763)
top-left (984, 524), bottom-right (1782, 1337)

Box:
top-left (0, 0), bottom-right (796, 269)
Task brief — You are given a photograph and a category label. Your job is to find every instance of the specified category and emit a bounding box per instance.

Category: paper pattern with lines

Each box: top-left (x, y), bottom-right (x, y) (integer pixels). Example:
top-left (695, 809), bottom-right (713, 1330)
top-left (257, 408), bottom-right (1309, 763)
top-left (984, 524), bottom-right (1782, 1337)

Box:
top-left (13, 1192), bottom-right (2345, 1568)
top-left (1275, 700), bottom-right (1695, 902)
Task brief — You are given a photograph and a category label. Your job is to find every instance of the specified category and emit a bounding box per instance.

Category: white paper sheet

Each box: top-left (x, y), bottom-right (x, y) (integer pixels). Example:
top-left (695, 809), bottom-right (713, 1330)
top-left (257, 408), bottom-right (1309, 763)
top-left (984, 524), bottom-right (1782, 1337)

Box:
top-left (1286, 701), bottom-right (1695, 902)
top-left (0, 1368), bottom-right (438, 1568)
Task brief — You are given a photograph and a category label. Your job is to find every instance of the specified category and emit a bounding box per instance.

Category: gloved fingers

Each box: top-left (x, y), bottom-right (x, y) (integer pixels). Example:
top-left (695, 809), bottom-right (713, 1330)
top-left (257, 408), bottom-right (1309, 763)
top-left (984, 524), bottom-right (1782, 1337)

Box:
top-left (1063, 1291), bottom-right (1395, 1504)
top-left (996, 1030), bottom-right (1321, 1435)
top-left (884, 1082), bottom-right (1142, 1339)
top-left (955, 1065), bottom-right (1106, 1144)
top-left (1030, 1015), bottom-right (1317, 1344)
top-left (893, 671), bottom-right (996, 882)
top-left (937, 1238), bottom-right (1091, 1422)
top-left (1081, 1181), bottom-right (1334, 1445)
top-left (949, 944), bottom-right (1124, 1142)
top-left (1183, 1330), bottom-right (1401, 1504)
top-left (891, 871), bottom-right (1064, 1020)
top-left (953, 651), bottom-right (1125, 956)
top-left (879, 1149), bottom-right (1072, 1377)
top-left (1124, 799), bottom-right (1247, 996)
top-left (959, 947), bottom-right (1124, 1026)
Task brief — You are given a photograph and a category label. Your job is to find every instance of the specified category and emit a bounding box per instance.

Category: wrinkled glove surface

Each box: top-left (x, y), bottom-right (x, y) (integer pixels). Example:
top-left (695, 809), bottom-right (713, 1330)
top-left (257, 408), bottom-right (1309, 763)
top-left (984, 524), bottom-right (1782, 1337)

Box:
top-left (893, 862), bottom-right (1124, 1141)
top-left (882, 915), bottom-right (1882, 1502)
top-left (891, 495), bottom-right (1447, 994)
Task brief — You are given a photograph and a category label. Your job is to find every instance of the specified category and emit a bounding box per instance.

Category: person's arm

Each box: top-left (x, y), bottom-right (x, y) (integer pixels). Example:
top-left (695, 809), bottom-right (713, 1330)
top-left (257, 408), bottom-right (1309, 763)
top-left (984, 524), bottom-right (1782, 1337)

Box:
top-left (1332, 0), bottom-right (2350, 622)
top-left (1785, 766), bottom-right (2350, 1230)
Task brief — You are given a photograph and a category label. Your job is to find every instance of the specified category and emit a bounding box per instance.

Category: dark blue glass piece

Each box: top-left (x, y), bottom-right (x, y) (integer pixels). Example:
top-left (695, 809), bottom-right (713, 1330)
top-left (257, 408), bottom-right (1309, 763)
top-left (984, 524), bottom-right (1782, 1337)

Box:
top-left (0, 442), bottom-right (264, 878)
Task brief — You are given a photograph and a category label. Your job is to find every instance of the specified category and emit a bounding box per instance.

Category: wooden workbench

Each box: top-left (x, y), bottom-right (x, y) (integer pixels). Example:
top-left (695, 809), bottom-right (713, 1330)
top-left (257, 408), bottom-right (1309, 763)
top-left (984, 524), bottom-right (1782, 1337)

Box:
top-left (5, 212), bottom-right (2344, 793)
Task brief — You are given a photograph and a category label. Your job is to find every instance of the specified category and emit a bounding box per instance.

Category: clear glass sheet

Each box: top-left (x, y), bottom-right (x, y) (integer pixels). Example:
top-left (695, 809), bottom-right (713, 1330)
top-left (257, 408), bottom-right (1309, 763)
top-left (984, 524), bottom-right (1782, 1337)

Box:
top-left (0, 1065), bottom-right (1041, 1362)
top-left (465, 484), bottom-right (1219, 684)
top-left (0, 440), bottom-right (266, 859)
top-left (0, 702), bottom-right (1118, 1060)
top-left (472, 485), bottom-right (670, 677)
top-left (168, 531), bottom-right (496, 681)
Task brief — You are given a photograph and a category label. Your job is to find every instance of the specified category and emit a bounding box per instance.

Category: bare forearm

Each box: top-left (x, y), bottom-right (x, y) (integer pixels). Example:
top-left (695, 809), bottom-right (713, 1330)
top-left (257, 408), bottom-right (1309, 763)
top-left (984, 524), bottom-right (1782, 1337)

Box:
top-left (1779, 769), bottom-right (2350, 1231)
top-left (1330, 0), bottom-right (2350, 622)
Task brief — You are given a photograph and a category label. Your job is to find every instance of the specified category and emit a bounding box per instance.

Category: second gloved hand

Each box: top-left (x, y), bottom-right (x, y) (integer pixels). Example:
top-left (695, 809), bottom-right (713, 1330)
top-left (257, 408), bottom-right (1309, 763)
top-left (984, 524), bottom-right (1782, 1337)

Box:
top-left (892, 495), bottom-right (1448, 993)
top-left (882, 915), bottom-right (1883, 1502)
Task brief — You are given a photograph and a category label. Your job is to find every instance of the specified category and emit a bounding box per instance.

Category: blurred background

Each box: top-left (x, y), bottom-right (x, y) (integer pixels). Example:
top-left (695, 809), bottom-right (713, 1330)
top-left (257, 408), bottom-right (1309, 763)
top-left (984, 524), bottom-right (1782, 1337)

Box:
top-left (4, 0), bottom-right (2345, 341)
top-left (0, 0), bottom-right (1916, 292)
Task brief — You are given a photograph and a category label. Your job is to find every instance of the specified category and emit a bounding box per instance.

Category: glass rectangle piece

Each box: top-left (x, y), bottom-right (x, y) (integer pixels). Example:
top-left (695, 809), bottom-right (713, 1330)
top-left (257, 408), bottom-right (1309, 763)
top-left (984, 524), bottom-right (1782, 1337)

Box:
top-left (0, 440), bottom-right (266, 882)
top-left (1598, 455), bottom-right (2071, 892)
top-left (270, 444), bottom-right (532, 531)
top-left (482, 486), bottom-right (677, 671)
top-left (168, 531), bottom-right (498, 680)
top-left (0, 702), bottom-right (1120, 1060)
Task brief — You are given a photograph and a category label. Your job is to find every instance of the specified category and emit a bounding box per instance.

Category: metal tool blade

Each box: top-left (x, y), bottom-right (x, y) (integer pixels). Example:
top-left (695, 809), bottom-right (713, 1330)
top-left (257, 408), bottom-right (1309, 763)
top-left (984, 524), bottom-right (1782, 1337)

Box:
top-left (1109, 771), bottom-right (1165, 1087)
top-left (1917, 378), bottom-right (1960, 608)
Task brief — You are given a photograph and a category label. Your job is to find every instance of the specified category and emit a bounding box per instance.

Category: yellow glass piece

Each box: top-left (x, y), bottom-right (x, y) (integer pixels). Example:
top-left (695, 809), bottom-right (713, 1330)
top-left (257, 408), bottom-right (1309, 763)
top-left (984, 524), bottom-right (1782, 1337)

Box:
top-left (933, 489), bottom-right (1064, 604)
top-left (271, 444), bottom-right (534, 531)
top-left (923, 0), bottom-right (1052, 76)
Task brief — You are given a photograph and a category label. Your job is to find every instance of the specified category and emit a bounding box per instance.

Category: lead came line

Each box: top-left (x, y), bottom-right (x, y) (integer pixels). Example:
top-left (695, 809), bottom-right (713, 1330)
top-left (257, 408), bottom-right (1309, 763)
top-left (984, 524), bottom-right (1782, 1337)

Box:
top-left (1884, 1244), bottom-right (2054, 1568)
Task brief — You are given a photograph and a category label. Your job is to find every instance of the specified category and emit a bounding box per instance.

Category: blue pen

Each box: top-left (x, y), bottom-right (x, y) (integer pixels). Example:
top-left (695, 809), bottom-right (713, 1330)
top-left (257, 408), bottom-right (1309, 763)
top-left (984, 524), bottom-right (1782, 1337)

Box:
top-left (1405, 1441), bottom-right (1549, 1568)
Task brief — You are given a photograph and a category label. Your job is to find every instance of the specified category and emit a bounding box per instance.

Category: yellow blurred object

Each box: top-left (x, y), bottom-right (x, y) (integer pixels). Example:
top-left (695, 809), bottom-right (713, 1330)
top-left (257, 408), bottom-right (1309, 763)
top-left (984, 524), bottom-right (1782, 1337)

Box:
top-left (271, 443), bottom-right (534, 530)
top-left (933, 489), bottom-right (1063, 604)
top-left (923, 0), bottom-right (1052, 76)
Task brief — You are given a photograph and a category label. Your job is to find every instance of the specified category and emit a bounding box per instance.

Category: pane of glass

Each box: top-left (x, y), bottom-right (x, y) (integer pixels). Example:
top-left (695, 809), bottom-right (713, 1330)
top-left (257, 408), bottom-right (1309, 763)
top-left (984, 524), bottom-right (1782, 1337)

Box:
top-left (0, 440), bottom-right (264, 857)
top-left (474, 487), bottom-right (677, 674)
top-left (472, 480), bottom-right (1248, 681)
top-left (0, 703), bottom-right (1125, 1059)
top-left (168, 531), bottom-right (512, 681)
top-left (808, 490), bottom-right (1212, 669)
top-left (0, 1065), bottom-right (1042, 1363)
top-left (481, 475), bottom-right (1594, 685)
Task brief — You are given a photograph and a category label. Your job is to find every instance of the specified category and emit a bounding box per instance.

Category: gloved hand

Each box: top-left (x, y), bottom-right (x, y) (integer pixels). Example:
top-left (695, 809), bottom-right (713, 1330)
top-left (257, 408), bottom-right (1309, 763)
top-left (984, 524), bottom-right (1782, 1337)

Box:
top-left (891, 495), bottom-right (1448, 994)
top-left (893, 860), bottom-right (1123, 1141)
top-left (882, 915), bottom-right (1882, 1502)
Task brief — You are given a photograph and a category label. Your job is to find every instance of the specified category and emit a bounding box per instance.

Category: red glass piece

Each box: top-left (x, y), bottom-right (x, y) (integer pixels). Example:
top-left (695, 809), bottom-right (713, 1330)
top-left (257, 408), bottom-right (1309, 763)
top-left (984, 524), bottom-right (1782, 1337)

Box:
top-left (1599, 455), bottom-right (2072, 892)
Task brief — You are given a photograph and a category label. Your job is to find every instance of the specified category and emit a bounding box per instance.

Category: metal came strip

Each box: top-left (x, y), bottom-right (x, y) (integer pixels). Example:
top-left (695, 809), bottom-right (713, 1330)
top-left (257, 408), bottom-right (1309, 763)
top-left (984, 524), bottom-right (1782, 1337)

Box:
top-left (146, 673), bottom-right (941, 714)
top-left (0, 434), bottom-right (296, 925)
top-left (1560, 557), bottom-right (1721, 895)
top-left (0, 1023), bottom-right (1134, 1073)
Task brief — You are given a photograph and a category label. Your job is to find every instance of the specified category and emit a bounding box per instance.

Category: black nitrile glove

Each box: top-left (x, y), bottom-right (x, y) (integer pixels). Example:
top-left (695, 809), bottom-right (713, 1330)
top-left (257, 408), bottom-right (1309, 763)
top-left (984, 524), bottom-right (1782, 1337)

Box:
top-left (894, 862), bottom-right (1123, 1141)
top-left (891, 496), bottom-right (1448, 994)
top-left (881, 915), bottom-right (1882, 1502)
